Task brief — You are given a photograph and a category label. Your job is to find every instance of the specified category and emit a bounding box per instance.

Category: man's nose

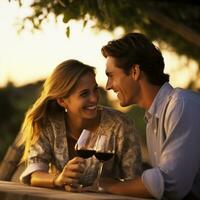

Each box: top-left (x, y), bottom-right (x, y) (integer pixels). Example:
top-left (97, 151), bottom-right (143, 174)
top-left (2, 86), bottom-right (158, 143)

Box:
top-left (106, 80), bottom-right (111, 90)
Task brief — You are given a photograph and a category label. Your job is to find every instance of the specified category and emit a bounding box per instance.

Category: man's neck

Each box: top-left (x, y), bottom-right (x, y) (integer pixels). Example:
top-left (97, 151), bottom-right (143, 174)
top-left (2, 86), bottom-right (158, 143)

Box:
top-left (139, 82), bottom-right (161, 110)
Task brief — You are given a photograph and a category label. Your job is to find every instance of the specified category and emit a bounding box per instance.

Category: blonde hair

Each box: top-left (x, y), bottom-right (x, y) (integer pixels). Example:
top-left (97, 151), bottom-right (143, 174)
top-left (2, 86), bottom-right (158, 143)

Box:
top-left (19, 59), bottom-right (95, 162)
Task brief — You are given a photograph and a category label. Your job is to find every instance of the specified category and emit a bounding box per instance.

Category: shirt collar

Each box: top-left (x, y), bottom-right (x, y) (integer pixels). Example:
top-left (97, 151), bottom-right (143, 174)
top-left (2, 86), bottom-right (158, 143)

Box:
top-left (145, 82), bottom-right (174, 121)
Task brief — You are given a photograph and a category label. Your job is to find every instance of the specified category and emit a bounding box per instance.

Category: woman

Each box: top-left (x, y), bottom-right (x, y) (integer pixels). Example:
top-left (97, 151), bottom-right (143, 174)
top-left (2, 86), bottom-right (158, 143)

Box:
top-left (20, 59), bottom-right (142, 192)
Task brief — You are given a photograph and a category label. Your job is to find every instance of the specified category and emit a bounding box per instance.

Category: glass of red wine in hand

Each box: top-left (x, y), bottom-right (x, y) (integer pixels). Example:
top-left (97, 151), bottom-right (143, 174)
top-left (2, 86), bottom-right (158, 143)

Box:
top-left (94, 134), bottom-right (115, 191)
top-left (75, 129), bottom-right (95, 159)
top-left (74, 129), bottom-right (95, 189)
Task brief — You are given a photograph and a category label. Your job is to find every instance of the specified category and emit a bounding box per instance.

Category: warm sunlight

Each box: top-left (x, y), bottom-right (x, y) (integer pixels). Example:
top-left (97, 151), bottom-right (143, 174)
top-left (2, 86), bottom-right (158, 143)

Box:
top-left (0, 1), bottom-right (114, 88)
top-left (0, 1), bottom-right (199, 94)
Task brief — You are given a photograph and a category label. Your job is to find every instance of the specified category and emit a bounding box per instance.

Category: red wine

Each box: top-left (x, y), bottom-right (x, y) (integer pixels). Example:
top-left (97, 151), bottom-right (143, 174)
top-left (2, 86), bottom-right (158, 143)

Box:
top-left (95, 152), bottom-right (114, 161)
top-left (76, 149), bottom-right (95, 159)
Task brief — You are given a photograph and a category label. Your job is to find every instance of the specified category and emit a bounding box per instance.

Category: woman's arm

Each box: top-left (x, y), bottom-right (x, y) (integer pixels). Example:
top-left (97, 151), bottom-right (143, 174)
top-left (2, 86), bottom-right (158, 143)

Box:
top-left (30, 157), bottom-right (85, 189)
top-left (31, 171), bottom-right (57, 188)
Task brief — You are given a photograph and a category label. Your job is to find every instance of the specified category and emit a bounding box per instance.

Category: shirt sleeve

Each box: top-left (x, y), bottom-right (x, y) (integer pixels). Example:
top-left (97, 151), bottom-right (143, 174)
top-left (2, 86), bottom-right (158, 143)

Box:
top-left (143, 94), bottom-right (200, 199)
top-left (142, 167), bottom-right (164, 199)
top-left (20, 128), bottom-right (52, 184)
top-left (117, 118), bottom-right (142, 179)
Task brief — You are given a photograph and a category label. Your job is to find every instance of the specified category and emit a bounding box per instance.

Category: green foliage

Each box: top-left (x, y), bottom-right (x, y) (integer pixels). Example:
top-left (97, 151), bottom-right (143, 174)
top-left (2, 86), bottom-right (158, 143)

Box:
top-left (126, 105), bottom-right (146, 142)
top-left (12, 0), bottom-right (200, 89)
top-left (14, 1), bottom-right (200, 47)
top-left (0, 83), bottom-right (20, 160)
top-left (0, 81), bottom-right (43, 160)
top-left (98, 86), bottom-right (112, 107)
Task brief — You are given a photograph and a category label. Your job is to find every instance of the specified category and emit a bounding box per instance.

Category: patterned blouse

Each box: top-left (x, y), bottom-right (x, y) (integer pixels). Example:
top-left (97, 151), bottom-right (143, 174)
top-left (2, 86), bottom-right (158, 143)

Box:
top-left (20, 106), bottom-right (142, 186)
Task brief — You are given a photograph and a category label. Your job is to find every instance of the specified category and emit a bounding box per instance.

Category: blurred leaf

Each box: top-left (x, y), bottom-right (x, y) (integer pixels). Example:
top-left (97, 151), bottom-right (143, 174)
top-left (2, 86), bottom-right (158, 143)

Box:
top-left (66, 26), bottom-right (70, 37)
top-left (13, 0), bottom-right (200, 62)
top-left (83, 19), bottom-right (88, 28)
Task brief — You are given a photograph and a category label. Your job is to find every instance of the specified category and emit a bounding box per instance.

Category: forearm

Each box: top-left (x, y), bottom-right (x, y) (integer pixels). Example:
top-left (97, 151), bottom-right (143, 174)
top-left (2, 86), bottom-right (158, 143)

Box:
top-left (31, 171), bottom-right (58, 188)
top-left (101, 177), bottom-right (153, 198)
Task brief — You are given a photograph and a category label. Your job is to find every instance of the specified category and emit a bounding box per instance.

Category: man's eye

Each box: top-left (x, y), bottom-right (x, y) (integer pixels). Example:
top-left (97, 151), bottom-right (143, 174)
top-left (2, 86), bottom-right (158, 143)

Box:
top-left (108, 75), bottom-right (113, 79)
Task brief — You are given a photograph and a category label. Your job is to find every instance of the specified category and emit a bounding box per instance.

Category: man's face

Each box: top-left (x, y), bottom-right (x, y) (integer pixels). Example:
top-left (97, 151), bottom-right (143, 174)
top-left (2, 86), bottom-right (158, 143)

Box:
top-left (105, 56), bottom-right (139, 107)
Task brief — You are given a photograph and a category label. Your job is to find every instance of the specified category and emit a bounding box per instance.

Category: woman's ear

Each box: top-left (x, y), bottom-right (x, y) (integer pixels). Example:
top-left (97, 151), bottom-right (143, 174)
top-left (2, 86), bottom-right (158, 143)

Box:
top-left (131, 64), bottom-right (141, 80)
top-left (56, 98), bottom-right (65, 108)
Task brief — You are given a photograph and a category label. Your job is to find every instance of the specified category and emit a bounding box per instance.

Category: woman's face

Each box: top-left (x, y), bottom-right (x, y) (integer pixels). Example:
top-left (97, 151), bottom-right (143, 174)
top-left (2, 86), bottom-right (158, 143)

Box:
top-left (63, 72), bottom-right (99, 120)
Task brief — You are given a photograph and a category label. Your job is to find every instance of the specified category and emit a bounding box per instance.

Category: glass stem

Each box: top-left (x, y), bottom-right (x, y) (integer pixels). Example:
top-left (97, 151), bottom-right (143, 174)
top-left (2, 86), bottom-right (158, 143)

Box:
top-left (96, 161), bottom-right (103, 189)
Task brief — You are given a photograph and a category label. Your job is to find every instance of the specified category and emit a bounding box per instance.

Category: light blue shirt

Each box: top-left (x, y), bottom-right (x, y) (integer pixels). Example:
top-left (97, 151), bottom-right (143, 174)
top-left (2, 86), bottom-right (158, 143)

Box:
top-left (142, 83), bottom-right (200, 199)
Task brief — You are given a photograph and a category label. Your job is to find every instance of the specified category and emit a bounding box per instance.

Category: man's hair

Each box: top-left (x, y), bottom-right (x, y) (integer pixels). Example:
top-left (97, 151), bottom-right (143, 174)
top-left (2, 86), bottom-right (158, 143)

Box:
top-left (101, 32), bottom-right (169, 85)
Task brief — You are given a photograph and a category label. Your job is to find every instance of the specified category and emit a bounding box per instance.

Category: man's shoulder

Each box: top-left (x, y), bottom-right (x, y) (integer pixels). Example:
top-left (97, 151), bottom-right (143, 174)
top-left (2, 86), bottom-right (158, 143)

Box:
top-left (171, 88), bottom-right (200, 103)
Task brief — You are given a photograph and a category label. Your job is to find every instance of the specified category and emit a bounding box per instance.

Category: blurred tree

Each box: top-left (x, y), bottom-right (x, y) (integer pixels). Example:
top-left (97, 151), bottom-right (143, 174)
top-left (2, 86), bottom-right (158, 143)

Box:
top-left (126, 106), bottom-right (146, 142)
top-left (98, 86), bottom-right (112, 107)
top-left (0, 81), bottom-right (43, 160)
top-left (0, 83), bottom-right (17, 160)
top-left (13, 0), bottom-right (200, 89)
top-left (126, 105), bottom-right (148, 161)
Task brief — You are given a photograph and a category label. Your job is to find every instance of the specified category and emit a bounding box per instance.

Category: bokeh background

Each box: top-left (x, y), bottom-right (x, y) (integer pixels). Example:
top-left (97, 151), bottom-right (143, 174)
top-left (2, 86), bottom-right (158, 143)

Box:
top-left (1, 0), bottom-right (200, 165)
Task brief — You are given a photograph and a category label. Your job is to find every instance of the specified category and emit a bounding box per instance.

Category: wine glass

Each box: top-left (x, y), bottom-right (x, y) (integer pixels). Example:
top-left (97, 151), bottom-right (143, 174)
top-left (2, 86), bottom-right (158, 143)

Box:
top-left (75, 129), bottom-right (95, 159)
top-left (74, 129), bottom-right (96, 189)
top-left (93, 134), bottom-right (115, 191)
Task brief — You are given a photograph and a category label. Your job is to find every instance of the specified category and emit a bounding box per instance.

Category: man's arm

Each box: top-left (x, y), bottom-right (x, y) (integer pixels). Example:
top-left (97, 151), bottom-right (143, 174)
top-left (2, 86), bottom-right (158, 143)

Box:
top-left (101, 176), bottom-right (153, 198)
top-left (159, 94), bottom-right (200, 199)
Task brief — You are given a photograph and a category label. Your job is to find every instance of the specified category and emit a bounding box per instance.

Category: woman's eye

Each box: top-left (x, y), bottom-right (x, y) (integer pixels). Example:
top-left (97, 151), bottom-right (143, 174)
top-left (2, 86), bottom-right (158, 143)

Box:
top-left (94, 87), bottom-right (99, 92)
top-left (80, 91), bottom-right (89, 97)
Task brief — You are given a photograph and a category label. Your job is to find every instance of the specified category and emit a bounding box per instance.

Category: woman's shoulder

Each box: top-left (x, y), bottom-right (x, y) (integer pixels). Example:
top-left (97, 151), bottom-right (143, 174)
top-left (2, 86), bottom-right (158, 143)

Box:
top-left (40, 111), bottom-right (66, 141)
top-left (99, 106), bottom-right (136, 138)
top-left (41, 110), bottom-right (65, 129)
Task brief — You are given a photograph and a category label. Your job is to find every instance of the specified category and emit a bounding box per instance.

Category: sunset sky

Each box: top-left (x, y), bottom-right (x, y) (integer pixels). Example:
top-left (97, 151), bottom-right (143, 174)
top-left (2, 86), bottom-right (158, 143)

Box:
top-left (0, 1), bottom-right (199, 94)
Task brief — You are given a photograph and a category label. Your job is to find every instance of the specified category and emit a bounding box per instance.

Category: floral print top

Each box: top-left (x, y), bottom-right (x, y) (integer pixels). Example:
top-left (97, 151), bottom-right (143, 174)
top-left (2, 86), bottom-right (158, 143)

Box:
top-left (20, 106), bottom-right (142, 185)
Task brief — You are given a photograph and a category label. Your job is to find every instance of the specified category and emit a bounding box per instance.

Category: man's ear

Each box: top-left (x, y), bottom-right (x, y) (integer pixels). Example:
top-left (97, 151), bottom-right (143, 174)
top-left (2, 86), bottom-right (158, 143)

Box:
top-left (131, 64), bottom-right (140, 80)
top-left (56, 98), bottom-right (65, 108)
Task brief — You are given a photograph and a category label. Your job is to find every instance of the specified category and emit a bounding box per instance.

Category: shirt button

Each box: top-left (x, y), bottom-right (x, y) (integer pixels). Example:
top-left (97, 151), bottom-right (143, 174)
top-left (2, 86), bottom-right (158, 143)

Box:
top-left (154, 151), bottom-right (157, 155)
top-left (154, 129), bottom-right (157, 134)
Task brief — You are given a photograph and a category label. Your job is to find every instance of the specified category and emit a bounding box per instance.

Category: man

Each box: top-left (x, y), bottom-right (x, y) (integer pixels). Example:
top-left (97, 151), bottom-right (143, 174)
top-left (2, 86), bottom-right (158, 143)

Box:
top-left (100, 33), bottom-right (200, 199)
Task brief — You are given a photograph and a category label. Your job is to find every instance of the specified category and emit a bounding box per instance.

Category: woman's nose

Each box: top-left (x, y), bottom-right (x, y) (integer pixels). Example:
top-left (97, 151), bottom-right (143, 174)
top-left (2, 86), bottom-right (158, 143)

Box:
top-left (90, 92), bottom-right (99, 103)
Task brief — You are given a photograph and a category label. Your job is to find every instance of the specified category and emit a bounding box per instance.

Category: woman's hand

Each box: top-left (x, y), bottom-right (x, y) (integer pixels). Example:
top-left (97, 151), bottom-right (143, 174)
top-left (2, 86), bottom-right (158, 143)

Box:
top-left (54, 157), bottom-right (85, 191)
